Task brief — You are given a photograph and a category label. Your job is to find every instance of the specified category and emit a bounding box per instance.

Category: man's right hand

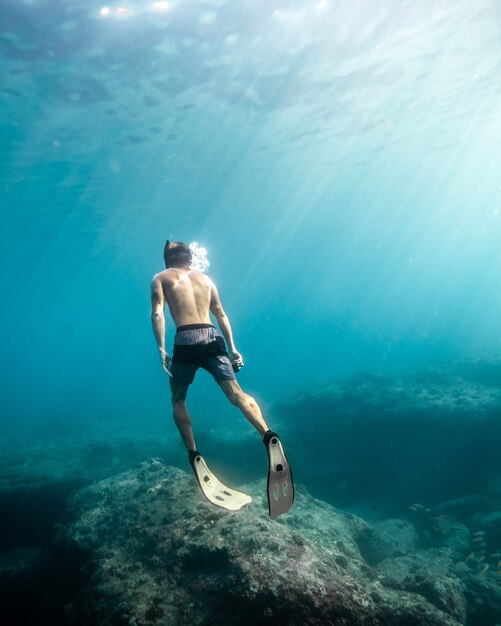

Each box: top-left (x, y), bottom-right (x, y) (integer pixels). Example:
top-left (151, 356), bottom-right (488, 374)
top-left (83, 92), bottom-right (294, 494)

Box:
top-left (159, 348), bottom-right (172, 376)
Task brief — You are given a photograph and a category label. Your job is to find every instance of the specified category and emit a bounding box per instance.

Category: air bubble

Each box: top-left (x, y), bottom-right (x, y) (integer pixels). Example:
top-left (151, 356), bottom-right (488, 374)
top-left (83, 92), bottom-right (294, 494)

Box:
top-left (190, 242), bottom-right (210, 273)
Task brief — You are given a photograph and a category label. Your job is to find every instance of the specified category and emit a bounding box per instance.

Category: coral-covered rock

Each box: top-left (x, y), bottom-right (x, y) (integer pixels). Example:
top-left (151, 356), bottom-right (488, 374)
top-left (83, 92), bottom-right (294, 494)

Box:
top-left (377, 550), bottom-right (467, 623)
top-left (64, 460), bottom-right (462, 626)
top-left (355, 519), bottom-right (419, 565)
top-left (274, 362), bottom-right (501, 509)
top-left (438, 521), bottom-right (471, 554)
top-left (458, 564), bottom-right (501, 626)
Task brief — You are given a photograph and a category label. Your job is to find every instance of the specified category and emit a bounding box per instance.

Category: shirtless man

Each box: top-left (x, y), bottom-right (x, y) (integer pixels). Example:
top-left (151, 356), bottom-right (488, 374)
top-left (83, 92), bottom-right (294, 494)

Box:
top-left (150, 240), bottom-right (294, 518)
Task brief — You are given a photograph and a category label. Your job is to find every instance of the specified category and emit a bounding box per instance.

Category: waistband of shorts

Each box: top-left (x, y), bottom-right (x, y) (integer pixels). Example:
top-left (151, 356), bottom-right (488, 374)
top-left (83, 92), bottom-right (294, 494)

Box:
top-left (176, 323), bottom-right (215, 332)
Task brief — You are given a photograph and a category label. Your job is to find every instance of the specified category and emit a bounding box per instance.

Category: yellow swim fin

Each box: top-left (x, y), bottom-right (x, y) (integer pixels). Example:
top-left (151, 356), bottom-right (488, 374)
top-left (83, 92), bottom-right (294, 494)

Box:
top-left (189, 451), bottom-right (252, 512)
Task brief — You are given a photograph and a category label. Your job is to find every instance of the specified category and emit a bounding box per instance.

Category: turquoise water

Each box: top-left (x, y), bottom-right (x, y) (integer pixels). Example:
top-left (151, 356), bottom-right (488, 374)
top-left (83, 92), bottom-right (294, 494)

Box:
top-left (1, 2), bottom-right (501, 623)
top-left (2, 0), bottom-right (501, 427)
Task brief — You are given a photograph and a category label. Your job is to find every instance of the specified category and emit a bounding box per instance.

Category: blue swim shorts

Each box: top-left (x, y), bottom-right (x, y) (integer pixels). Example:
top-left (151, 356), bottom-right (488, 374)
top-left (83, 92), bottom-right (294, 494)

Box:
top-left (170, 323), bottom-right (236, 387)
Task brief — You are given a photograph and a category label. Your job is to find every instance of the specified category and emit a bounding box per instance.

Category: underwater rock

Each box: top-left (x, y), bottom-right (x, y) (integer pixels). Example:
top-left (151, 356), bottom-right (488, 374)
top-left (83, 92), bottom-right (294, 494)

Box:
top-left (473, 510), bottom-right (501, 531)
top-left (0, 547), bottom-right (49, 588)
top-left (274, 361), bottom-right (501, 509)
top-left (432, 495), bottom-right (492, 520)
top-left (458, 563), bottom-right (501, 626)
top-left (0, 420), bottom-right (183, 498)
top-left (468, 510), bottom-right (501, 545)
top-left (63, 460), bottom-right (462, 626)
top-left (376, 542), bottom-right (501, 625)
top-left (0, 548), bottom-right (52, 623)
top-left (438, 521), bottom-right (471, 555)
top-left (354, 519), bottom-right (419, 565)
top-left (376, 549), bottom-right (467, 624)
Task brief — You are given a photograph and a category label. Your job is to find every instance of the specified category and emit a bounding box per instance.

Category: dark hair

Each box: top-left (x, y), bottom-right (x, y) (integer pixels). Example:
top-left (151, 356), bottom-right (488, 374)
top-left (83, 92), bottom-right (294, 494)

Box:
top-left (163, 240), bottom-right (192, 268)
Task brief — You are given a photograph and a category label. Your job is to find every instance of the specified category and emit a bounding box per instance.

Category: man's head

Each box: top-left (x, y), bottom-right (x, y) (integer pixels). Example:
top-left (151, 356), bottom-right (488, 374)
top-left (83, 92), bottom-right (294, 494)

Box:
top-left (164, 240), bottom-right (192, 268)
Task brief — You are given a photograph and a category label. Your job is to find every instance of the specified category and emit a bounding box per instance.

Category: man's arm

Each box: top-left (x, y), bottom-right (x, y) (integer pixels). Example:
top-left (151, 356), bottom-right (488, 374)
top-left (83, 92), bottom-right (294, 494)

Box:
top-left (151, 275), bottom-right (171, 374)
top-left (209, 281), bottom-right (243, 369)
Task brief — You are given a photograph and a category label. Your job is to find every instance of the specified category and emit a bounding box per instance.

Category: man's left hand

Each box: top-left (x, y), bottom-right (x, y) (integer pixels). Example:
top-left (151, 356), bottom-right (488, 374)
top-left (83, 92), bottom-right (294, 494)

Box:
top-left (229, 350), bottom-right (244, 372)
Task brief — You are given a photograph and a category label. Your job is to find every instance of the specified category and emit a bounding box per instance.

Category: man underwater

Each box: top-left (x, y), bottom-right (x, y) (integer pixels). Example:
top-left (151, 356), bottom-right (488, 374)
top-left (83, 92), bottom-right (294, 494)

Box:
top-left (151, 240), bottom-right (294, 519)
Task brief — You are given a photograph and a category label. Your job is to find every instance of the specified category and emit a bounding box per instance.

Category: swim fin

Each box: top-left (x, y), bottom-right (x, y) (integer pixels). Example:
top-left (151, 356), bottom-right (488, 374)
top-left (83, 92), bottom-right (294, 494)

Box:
top-left (263, 431), bottom-right (294, 520)
top-left (189, 450), bottom-right (252, 511)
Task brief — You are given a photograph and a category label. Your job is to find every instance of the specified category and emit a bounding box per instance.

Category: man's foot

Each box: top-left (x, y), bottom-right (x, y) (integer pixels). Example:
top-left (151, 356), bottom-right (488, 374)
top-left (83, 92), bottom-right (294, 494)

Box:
top-left (188, 449), bottom-right (201, 468)
top-left (263, 431), bottom-right (294, 520)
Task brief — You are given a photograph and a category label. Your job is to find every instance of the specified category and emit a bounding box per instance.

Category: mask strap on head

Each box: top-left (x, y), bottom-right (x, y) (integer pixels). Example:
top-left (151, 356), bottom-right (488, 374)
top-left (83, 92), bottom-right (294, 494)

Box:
top-left (189, 242), bottom-right (210, 273)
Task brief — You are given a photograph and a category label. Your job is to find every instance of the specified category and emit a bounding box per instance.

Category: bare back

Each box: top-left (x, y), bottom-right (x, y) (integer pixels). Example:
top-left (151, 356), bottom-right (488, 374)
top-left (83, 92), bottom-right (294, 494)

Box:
top-left (155, 268), bottom-right (213, 328)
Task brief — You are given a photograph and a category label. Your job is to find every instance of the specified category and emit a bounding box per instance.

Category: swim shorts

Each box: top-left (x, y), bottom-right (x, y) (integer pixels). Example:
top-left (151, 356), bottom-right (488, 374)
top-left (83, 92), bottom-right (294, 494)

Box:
top-left (170, 323), bottom-right (236, 387)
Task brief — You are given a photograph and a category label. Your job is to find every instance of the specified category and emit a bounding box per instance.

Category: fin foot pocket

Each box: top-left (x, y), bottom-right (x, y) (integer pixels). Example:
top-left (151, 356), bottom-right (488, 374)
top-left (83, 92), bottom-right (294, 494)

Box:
top-left (265, 434), bottom-right (295, 520)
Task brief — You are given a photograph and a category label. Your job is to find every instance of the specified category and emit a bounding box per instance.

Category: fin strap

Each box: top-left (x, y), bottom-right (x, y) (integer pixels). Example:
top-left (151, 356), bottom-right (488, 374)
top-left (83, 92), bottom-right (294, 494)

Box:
top-left (263, 430), bottom-right (279, 447)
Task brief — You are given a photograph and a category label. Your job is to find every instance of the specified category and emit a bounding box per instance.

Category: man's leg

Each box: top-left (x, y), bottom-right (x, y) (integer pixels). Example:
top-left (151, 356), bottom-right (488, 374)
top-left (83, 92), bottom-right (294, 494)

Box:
top-left (218, 377), bottom-right (294, 519)
top-left (218, 379), bottom-right (270, 437)
top-left (170, 384), bottom-right (196, 451)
